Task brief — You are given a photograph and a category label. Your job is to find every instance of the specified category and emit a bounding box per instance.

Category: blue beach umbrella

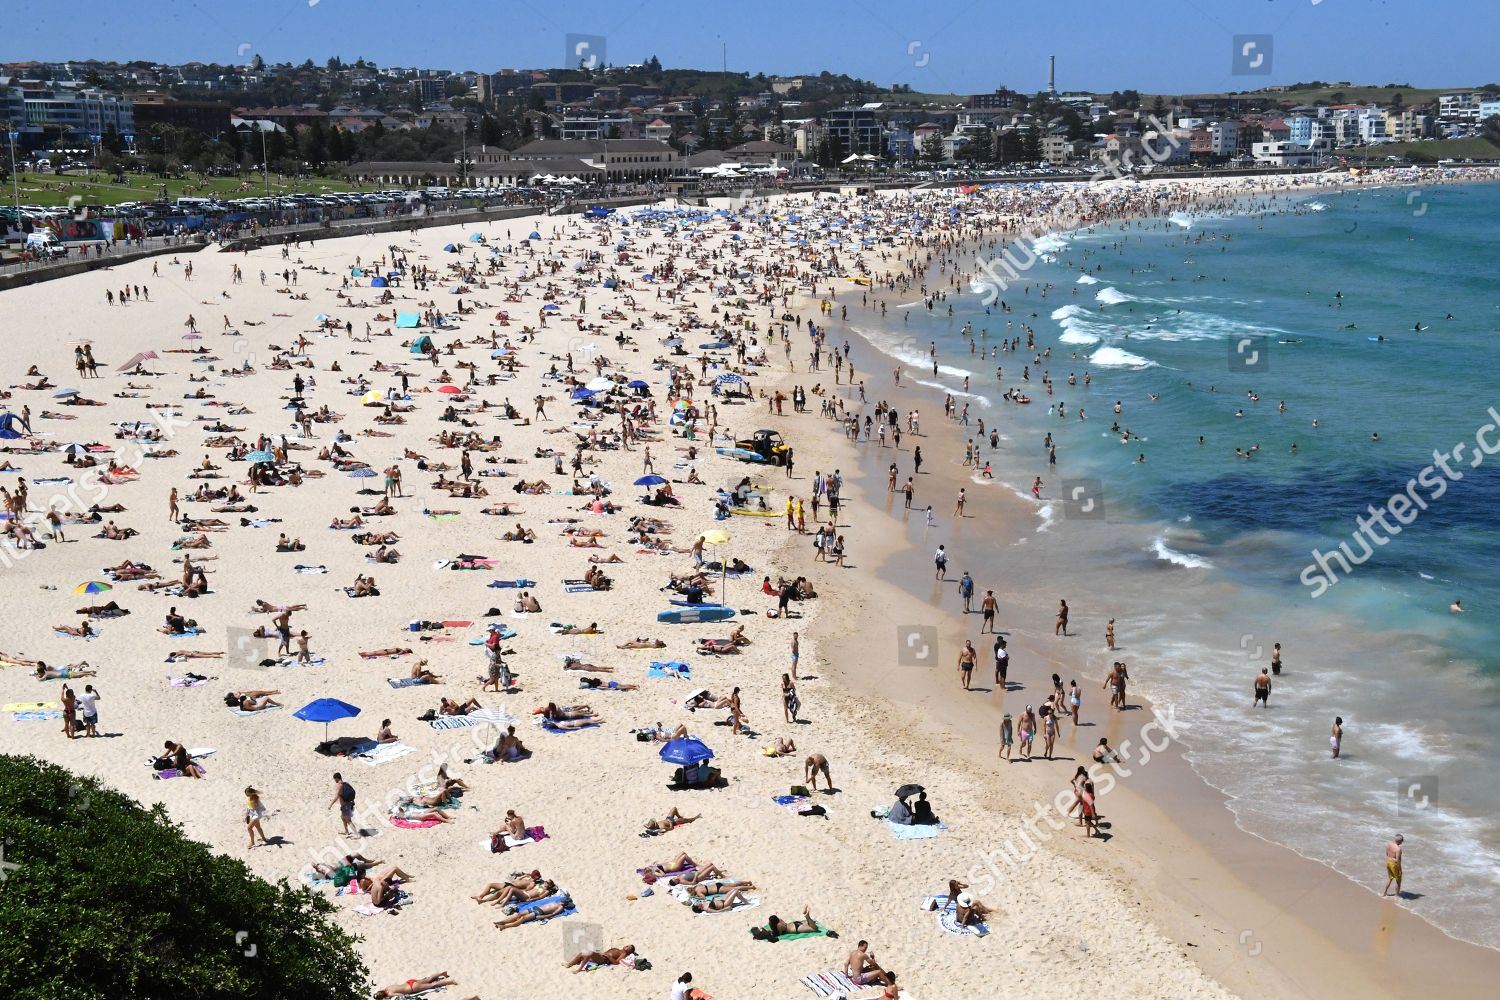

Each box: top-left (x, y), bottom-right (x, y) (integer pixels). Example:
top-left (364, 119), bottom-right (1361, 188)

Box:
top-left (294, 697), bottom-right (361, 743)
top-left (635, 474), bottom-right (667, 486)
top-left (348, 467), bottom-right (378, 479)
top-left (570, 388), bottom-right (596, 400)
top-left (627, 379), bottom-right (649, 389)
top-left (659, 736), bottom-right (714, 766)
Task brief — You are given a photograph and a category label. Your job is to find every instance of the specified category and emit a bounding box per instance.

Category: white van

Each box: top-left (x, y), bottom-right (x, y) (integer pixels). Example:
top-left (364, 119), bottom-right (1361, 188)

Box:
top-left (24, 231), bottom-right (68, 258)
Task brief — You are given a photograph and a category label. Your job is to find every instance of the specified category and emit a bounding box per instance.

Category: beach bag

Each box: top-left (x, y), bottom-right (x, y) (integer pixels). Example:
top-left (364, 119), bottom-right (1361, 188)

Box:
top-left (490, 831), bottom-right (508, 854)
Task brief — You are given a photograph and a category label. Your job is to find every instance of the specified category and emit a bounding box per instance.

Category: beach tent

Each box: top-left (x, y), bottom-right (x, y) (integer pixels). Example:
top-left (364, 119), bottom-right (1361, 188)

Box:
top-left (371, 277), bottom-right (388, 288)
top-left (527, 231), bottom-right (542, 241)
top-left (442, 243), bottom-right (459, 252)
top-left (468, 232), bottom-right (484, 241)
top-left (351, 267), bottom-right (363, 277)
top-left (0, 413), bottom-right (22, 439)
top-left (397, 314), bottom-right (421, 330)
top-left (410, 334), bottom-right (434, 353)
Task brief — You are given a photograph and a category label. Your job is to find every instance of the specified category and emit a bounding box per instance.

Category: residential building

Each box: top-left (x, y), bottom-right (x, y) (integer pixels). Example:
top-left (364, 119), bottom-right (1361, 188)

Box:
top-left (770, 77), bottom-right (805, 95)
top-left (966, 88), bottom-right (1026, 111)
top-left (822, 106), bottom-right (882, 156)
top-left (789, 121), bottom-right (826, 158)
top-left (1251, 139), bottom-right (1328, 166)
top-left (1041, 134), bottom-right (1086, 164)
top-left (886, 129), bottom-right (914, 160)
top-left (642, 118), bottom-right (673, 142)
top-left (1439, 91), bottom-right (1480, 123)
top-left (21, 86), bottom-right (134, 139)
top-left (1210, 120), bottom-right (1239, 158)
top-left (130, 94), bottom-right (232, 135)
top-left (1480, 100), bottom-right (1500, 122)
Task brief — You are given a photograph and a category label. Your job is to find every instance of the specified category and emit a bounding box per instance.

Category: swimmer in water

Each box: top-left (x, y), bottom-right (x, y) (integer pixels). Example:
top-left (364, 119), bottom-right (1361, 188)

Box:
top-left (1450, 599), bottom-right (1464, 613)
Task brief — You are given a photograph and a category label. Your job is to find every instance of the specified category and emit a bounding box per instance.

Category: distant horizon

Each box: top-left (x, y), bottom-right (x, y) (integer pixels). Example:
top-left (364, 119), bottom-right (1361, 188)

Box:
top-left (4, 0), bottom-right (1495, 95)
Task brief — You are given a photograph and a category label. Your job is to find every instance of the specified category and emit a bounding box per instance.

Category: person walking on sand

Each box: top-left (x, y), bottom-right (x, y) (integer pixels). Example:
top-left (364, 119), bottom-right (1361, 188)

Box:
top-left (789, 631), bottom-right (800, 681)
top-left (1383, 835), bottom-right (1404, 896)
top-left (934, 544), bottom-right (947, 581)
top-left (245, 786), bottom-right (270, 848)
top-left (980, 590), bottom-right (997, 633)
top-left (959, 572), bottom-right (974, 613)
top-left (954, 488), bottom-right (966, 518)
top-left (1055, 599), bottom-right (1069, 636)
top-left (329, 772), bottom-right (358, 836)
top-left (957, 640), bottom-right (977, 690)
top-left (1105, 618), bottom-right (1115, 650)
top-left (998, 713), bottom-right (1014, 761)
top-left (168, 487), bottom-right (179, 522)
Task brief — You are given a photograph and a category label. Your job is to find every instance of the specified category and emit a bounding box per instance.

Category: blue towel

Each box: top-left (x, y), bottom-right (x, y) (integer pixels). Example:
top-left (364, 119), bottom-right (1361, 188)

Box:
top-left (648, 662), bottom-right (691, 680)
top-left (387, 677), bottom-right (426, 689)
top-left (487, 579), bottom-right (536, 588)
top-left (888, 820), bottom-right (945, 840)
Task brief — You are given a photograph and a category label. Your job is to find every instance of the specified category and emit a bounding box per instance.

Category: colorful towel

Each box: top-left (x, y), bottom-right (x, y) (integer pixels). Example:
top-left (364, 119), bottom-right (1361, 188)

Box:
top-left (801, 971), bottom-right (859, 998)
top-left (55, 630), bottom-right (99, 641)
top-left (152, 766), bottom-right (205, 780)
top-left (14, 709), bottom-right (63, 721)
top-left (648, 661), bottom-right (692, 680)
top-left (387, 676), bottom-right (427, 689)
top-left (4, 701), bottom-right (56, 712)
top-left (924, 894), bottom-right (989, 936)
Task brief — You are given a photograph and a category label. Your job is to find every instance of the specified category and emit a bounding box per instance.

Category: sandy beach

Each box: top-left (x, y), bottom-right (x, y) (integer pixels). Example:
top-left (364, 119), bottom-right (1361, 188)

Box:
top-left (3, 170), bottom-right (1494, 999)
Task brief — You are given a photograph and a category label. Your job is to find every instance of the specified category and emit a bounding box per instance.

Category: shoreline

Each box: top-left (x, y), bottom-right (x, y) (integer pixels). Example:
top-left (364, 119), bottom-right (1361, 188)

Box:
top-left (773, 180), bottom-right (1500, 994)
top-left (4, 172), bottom-right (1495, 998)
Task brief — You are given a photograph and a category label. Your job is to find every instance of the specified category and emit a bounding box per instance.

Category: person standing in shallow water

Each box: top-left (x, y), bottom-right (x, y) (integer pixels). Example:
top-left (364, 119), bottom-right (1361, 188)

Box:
top-left (1330, 716), bottom-right (1343, 758)
top-left (1055, 599), bottom-right (1069, 636)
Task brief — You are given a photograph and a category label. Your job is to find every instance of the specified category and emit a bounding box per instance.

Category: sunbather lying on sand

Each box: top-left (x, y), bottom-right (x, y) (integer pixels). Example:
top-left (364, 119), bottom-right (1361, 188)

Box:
top-left (373, 972), bottom-right (455, 997)
top-left (689, 885), bottom-right (755, 912)
top-left (644, 807), bottom-right (700, 835)
top-left (225, 690), bottom-right (282, 711)
top-left (563, 944), bottom-right (635, 972)
top-left (492, 897), bottom-right (571, 930)
top-left (750, 906), bottom-right (834, 941)
top-left (474, 878), bottom-right (557, 907)
top-left (617, 637), bottom-right (665, 649)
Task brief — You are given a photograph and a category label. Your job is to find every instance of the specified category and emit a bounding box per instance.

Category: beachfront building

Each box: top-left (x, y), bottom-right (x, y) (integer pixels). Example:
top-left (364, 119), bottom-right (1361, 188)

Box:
top-left (1438, 91), bottom-right (1481, 124)
top-left (822, 106), bottom-right (883, 157)
top-left (1041, 135), bottom-right (1086, 164)
top-left (507, 138), bottom-right (679, 180)
top-left (1210, 120), bottom-right (1239, 158)
top-left (556, 111), bottom-right (634, 140)
top-left (1383, 108), bottom-right (1434, 142)
top-left (19, 85), bottom-right (134, 142)
top-left (1251, 140), bottom-right (1327, 166)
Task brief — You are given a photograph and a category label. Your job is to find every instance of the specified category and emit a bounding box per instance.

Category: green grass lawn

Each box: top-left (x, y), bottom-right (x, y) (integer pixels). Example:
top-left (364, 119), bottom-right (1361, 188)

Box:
top-left (1341, 136), bottom-right (1500, 161)
top-left (5, 172), bottom-right (363, 209)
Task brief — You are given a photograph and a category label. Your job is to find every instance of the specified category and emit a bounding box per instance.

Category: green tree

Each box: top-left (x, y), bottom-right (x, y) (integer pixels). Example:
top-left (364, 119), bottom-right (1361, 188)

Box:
top-left (0, 755), bottom-right (368, 1000)
top-left (1021, 126), bottom-right (1043, 163)
top-left (919, 131), bottom-right (945, 163)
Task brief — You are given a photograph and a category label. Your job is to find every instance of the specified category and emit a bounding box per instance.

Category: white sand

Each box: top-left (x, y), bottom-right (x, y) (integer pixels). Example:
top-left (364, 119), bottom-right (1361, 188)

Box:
top-left (0, 175), bottom-right (1409, 997)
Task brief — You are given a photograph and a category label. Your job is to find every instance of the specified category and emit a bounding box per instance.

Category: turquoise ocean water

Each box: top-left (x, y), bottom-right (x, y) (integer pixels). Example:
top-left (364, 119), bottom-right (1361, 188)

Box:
top-left (851, 181), bottom-right (1500, 950)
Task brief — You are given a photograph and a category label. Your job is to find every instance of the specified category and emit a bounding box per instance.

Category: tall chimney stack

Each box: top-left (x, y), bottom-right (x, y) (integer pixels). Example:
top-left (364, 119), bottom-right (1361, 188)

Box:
top-left (1048, 54), bottom-right (1057, 94)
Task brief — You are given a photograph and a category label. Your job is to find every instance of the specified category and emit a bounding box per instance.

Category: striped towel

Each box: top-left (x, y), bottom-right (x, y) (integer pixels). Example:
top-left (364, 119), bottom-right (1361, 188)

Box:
top-left (801, 971), bottom-right (859, 997)
top-left (387, 676), bottom-right (426, 689)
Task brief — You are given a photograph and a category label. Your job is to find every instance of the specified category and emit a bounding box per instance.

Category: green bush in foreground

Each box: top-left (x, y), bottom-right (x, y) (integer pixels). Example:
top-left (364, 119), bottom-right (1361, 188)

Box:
top-left (0, 755), bottom-right (369, 1000)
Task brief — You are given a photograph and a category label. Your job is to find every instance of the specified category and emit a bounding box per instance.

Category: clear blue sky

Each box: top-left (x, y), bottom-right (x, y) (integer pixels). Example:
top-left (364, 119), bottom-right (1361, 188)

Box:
top-left (4, 0), bottom-right (1495, 95)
